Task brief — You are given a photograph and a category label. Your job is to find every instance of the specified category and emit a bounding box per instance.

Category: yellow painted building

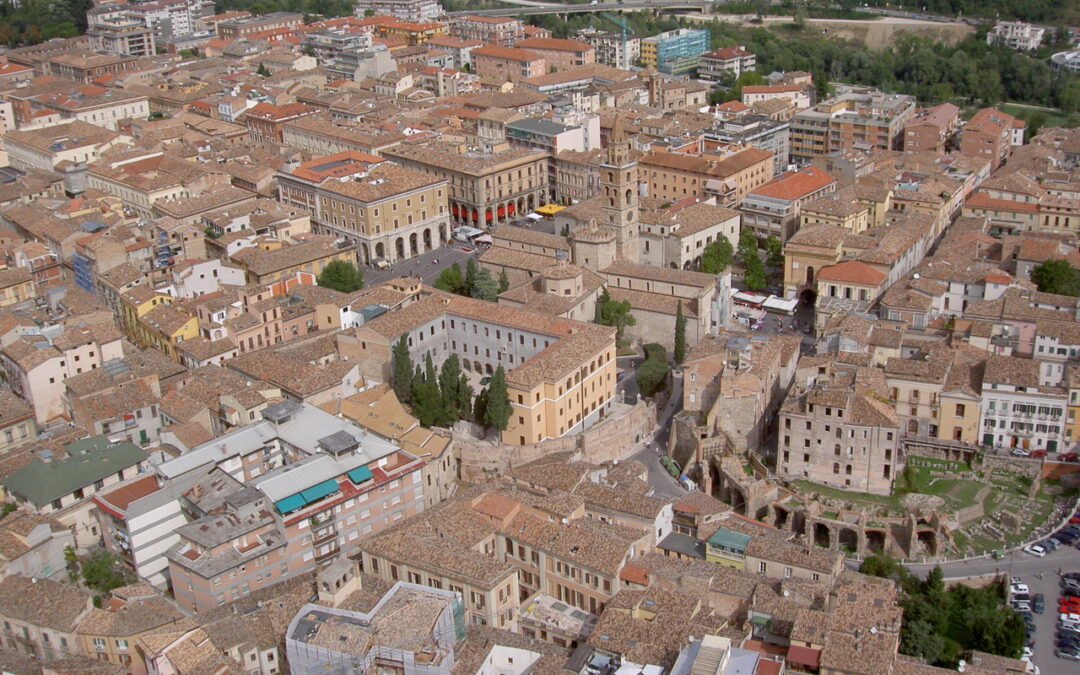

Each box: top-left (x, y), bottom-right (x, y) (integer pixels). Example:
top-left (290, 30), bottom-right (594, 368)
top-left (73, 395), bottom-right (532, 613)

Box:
top-left (345, 282), bottom-right (617, 446)
top-left (0, 267), bottom-right (35, 307)
top-left (229, 237), bottom-right (357, 285)
top-left (1067, 366), bottom-right (1080, 445)
top-left (639, 40), bottom-right (657, 68)
top-left (782, 223), bottom-right (845, 299)
top-left (118, 286), bottom-right (174, 339)
top-left (134, 304), bottom-right (199, 362)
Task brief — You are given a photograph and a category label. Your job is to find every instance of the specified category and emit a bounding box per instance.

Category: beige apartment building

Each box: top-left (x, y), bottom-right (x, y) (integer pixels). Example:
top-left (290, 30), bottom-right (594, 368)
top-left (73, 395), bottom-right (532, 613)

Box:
top-left (639, 147), bottom-right (774, 207)
top-left (344, 281), bottom-right (617, 445)
top-left (278, 155), bottom-right (450, 265)
top-left (383, 140), bottom-right (549, 229)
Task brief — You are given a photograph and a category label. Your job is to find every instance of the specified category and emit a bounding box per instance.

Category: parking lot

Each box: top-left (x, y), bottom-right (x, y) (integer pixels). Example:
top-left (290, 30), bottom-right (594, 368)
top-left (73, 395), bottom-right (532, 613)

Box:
top-left (1010, 515), bottom-right (1080, 674)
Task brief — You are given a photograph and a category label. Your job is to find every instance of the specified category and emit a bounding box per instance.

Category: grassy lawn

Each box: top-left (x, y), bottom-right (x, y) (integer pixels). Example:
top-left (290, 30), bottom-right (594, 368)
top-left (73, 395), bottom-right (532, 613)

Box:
top-left (792, 480), bottom-right (902, 513)
top-left (997, 103), bottom-right (1080, 129)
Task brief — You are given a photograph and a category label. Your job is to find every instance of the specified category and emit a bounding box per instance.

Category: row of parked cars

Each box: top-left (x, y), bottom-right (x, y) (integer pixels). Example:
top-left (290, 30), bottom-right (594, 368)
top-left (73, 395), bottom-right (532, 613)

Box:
top-left (1055, 574), bottom-right (1080, 660)
top-left (1012, 449), bottom-right (1080, 461)
top-left (1023, 514), bottom-right (1080, 557)
top-left (1009, 579), bottom-right (1041, 668)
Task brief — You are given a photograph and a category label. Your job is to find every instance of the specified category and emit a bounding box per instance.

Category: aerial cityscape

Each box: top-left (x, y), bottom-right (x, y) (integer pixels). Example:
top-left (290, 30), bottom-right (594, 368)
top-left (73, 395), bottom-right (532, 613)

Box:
top-left (0, 0), bottom-right (1077, 673)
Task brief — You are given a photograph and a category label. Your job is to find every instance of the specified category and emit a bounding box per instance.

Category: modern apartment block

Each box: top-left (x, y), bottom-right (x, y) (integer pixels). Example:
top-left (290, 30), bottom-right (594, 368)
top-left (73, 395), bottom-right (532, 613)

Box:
top-left (959, 107), bottom-right (1021, 172)
top-left (639, 28), bottom-right (709, 76)
top-left (216, 11), bottom-right (303, 40)
top-left (790, 89), bottom-right (916, 162)
top-left (987, 21), bottom-right (1045, 51)
top-left (345, 281), bottom-right (617, 445)
top-left (286, 583), bottom-right (462, 674)
top-left (450, 15), bottom-right (525, 47)
top-left (574, 27), bottom-right (639, 70)
top-left (353, 0), bottom-right (443, 22)
top-left (697, 45), bottom-right (756, 81)
top-left (158, 399), bottom-right (427, 613)
top-left (516, 37), bottom-right (595, 72)
top-left (740, 165), bottom-right (837, 241)
top-left (902, 102), bottom-right (961, 154)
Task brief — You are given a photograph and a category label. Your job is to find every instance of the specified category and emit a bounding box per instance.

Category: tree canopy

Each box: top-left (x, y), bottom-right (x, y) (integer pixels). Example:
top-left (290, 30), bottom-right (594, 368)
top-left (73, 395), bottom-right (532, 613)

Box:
top-left (595, 288), bottom-right (637, 340)
top-left (482, 365), bottom-right (511, 431)
top-left (1031, 259), bottom-right (1080, 297)
top-left (860, 555), bottom-right (1026, 667)
top-left (701, 238), bottom-right (734, 275)
top-left (316, 260), bottom-right (363, 293)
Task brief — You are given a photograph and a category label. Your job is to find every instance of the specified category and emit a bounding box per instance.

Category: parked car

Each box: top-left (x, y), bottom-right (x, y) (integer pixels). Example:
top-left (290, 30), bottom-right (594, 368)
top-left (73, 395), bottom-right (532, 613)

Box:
top-left (1032, 449), bottom-right (1048, 458)
top-left (1061, 453), bottom-right (1079, 462)
top-left (1012, 583), bottom-right (1031, 595)
top-left (1024, 544), bottom-right (1047, 557)
top-left (1035, 594), bottom-right (1045, 613)
top-left (1056, 648), bottom-right (1080, 661)
top-left (1013, 448), bottom-right (1031, 457)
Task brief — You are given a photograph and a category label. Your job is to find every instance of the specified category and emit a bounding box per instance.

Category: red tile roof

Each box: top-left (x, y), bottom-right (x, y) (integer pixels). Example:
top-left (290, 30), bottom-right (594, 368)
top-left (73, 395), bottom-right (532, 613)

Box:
top-left (704, 45), bottom-right (753, 60)
top-left (472, 45), bottom-right (543, 62)
top-left (517, 37), bottom-right (592, 53)
top-left (965, 192), bottom-right (1039, 213)
top-left (816, 260), bottom-right (886, 286)
top-left (750, 166), bottom-right (836, 201)
top-left (619, 562), bottom-right (649, 586)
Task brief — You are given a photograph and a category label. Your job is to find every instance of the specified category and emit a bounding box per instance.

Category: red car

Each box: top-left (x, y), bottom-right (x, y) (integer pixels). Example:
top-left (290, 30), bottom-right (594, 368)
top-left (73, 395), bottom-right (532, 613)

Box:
top-left (1061, 453), bottom-right (1079, 462)
top-left (1032, 449), bottom-right (1048, 458)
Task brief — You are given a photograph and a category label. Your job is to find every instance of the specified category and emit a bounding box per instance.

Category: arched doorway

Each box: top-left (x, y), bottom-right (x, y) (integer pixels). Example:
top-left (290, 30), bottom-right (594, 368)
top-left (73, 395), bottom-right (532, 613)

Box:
top-left (394, 238), bottom-right (404, 260)
top-left (439, 224), bottom-right (447, 244)
top-left (805, 266), bottom-right (815, 284)
top-left (422, 228), bottom-right (433, 251)
top-left (527, 194), bottom-right (536, 210)
top-left (375, 242), bottom-right (385, 259)
top-left (408, 233), bottom-right (418, 257)
top-left (360, 243), bottom-right (369, 265)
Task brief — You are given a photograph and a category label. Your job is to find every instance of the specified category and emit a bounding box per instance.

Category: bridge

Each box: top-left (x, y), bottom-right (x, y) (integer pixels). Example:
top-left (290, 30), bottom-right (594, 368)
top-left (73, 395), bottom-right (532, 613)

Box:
top-left (446, 0), bottom-right (713, 18)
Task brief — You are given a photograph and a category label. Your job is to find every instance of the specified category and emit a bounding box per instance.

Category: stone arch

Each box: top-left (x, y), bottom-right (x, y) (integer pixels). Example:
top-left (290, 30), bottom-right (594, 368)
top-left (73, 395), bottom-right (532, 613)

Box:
top-left (375, 242), bottom-right (385, 259)
top-left (773, 506), bottom-right (789, 529)
top-left (838, 527), bottom-right (858, 552)
top-left (360, 243), bottom-right (370, 265)
top-left (866, 529), bottom-right (886, 553)
top-left (813, 522), bottom-right (831, 548)
top-left (422, 228), bottom-right (433, 251)
top-left (395, 238), bottom-right (404, 260)
top-left (439, 223), bottom-right (448, 244)
top-left (462, 358), bottom-right (472, 372)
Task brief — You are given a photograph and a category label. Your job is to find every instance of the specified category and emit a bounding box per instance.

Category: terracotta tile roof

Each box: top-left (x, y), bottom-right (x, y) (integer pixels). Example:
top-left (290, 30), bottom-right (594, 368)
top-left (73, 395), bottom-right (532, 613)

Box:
top-left (816, 260), bottom-right (886, 286)
top-left (517, 37), bottom-right (591, 53)
top-left (471, 45), bottom-right (542, 63)
top-left (0, 575), bottom-right (91, 631)
top-left (751, 166), bottom-right (836, 201)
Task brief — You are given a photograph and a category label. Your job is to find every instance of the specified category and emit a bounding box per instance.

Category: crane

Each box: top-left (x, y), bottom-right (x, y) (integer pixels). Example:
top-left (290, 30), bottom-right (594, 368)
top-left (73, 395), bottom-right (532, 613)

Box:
top-left (601, 12), bottom-right (631, 70)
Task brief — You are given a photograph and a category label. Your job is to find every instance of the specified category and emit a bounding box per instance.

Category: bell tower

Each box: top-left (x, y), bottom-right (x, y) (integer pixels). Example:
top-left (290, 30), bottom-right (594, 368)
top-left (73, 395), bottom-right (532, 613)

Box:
top-left (601, 116), bottom-right (639, 262)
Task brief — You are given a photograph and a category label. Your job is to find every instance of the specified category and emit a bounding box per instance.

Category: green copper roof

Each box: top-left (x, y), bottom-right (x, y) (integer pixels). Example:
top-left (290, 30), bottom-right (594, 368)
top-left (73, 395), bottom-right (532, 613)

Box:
top-left (3, 436), bottom-right (147, 507)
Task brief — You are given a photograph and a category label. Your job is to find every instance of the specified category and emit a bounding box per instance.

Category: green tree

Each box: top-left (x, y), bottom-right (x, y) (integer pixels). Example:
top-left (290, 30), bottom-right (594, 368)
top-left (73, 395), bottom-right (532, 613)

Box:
top-left (392, 335), bottom-right (414, 404)
top-left (765, 235), bottom-right (784, 269)
top-left (738, 226), bottom-right (758, 262)
top-left (729, 70), bottom-right (764, 101)
top-left (636, 358), bottom-right (670, 397)
top-left (498, 269), bottom-right (510, 293)
top-left (1059, 80), bottom-right (1080, 115)
top-left (80, 548), bottom-right (133, 596)
top-left (673, 301), bottom-right (687, 365)
top-left (813, 70), bottom-right (832, 101)
top-left (434, 263), bottom-right (465, 294)
top-left (412, 354), bottom-right (452, 428)
top-left (472, 388), bottom-right (488, 426)
top-left (465, 258), bottom-right (478, 295)
top-left (701, 237), bottom-right (734, 274)
top-left (793, 4), bottom-right (808, 30)
top-left (438, 354), bottom-right (467, 419)
top-left (744, 253), bottom-right (768, 291)
top-left (707, 88), bottom-right (728, 106)
top-left (316, 260), bottom-right (363, 292)
top-left (1031, 259), bottom-right (1080, 296)
top-left (482, 365), bottom-right (511, 431)
top-left (256, 62), bottom-right (271, 76)
top-left (470, 268), bottom-right (499, 301)
top-left (596, 288), bottom-right (636, 340)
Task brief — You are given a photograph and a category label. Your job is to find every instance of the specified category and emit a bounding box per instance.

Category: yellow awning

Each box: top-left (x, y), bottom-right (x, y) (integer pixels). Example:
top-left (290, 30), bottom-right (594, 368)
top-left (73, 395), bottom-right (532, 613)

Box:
top-left (535, 204), bottom-right (566, 216)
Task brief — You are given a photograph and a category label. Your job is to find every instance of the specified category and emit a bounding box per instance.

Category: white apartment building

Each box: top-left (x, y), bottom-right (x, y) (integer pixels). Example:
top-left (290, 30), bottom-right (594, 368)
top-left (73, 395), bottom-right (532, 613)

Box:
top-left (353, 0), bottom-right (442, 22)
top-left (980, 354), bottom-right (1068, 452)
top-left (987, 21), bottom-right (1045, 51)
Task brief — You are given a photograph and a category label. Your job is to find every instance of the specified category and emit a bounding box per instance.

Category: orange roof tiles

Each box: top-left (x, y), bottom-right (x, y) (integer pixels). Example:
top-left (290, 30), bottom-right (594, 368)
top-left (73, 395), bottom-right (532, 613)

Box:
top-left (619, 562), bottom-right (649, 586)
top-left (751, 166), bottom-right (836, 201)
top-left (517, 37), bottom-right (592, 53)
top-left (965, 192), bottom-right (1039, 213)
top-left (816, 260), bottom-right (886, 286)
top-left (472, 45), bottom-right (542, 62)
